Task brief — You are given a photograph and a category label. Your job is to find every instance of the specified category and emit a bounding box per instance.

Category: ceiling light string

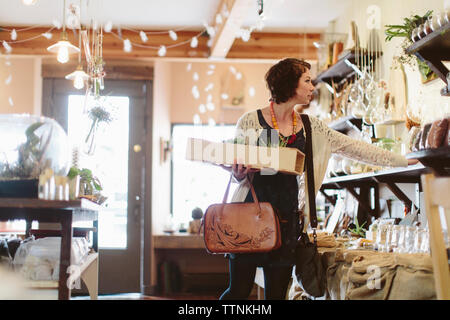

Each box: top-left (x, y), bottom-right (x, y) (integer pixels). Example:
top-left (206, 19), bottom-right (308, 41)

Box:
top-left (109, 28), bottom-right (206, 56)
top-left (122, 25), bottom-right (194, 35)
top-left (3, 26), bottom-right (56, 45)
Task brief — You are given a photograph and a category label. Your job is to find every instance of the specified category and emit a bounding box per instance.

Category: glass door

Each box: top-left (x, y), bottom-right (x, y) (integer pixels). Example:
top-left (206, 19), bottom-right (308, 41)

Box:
top-left (42, 79), bottom-right (151, 294)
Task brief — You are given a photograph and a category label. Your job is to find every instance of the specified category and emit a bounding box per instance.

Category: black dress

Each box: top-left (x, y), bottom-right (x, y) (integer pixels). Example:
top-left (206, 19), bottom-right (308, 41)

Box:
top-left (229, 109), bottom-right (306, 266)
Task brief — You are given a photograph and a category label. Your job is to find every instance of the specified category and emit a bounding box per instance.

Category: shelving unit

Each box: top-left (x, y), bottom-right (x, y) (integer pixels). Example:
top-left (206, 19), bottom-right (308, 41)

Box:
top-left (328, 115), bottom-right (363, 133)
top-left (406, 22), bottom-right (450, 96)
top-left (313, 50), bottom-right (382, 92)
top-left (406, 146), bottom-right (450, 176)
top-left (321, 164), bottom-right (429, 227)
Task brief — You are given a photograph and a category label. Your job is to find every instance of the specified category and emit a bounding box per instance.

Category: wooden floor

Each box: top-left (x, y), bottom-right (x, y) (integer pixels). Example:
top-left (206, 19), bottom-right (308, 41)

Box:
top-left (71, 292), bottom-right (221, 300)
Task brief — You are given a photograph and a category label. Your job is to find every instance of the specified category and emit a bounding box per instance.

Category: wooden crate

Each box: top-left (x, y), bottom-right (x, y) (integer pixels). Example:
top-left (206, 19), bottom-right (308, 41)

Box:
top-left (186, 138), bottom-right (304, 175)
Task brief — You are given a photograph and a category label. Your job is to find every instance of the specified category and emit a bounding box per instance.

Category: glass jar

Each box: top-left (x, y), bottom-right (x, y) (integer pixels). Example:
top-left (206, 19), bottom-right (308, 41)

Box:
top-left (0, 114), bottom-right (70, 181)
top-left (390, 225), bottom-right (401, 252)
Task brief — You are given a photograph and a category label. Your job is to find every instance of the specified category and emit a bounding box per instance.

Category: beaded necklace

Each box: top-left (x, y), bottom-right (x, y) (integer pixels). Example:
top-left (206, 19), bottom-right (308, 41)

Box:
top-left (269, 101), bottom-right (297, 146)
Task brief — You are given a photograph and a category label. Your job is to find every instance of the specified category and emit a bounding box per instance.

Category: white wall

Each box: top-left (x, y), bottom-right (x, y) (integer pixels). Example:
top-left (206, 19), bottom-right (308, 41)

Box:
top-left (0, 56), bottom-right (41, 115)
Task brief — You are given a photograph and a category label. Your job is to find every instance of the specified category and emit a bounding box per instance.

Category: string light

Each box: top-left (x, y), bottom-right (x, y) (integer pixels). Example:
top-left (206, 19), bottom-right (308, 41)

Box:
top-left (169, 30), bottom-right (178, 41)
top-left (139, 31), bottom-right (148, 43)
top-left (190, 36), bottom-right (198, 48)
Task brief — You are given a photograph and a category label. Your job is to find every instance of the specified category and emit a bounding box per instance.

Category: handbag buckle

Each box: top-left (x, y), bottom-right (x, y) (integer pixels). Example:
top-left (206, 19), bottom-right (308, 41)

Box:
top-left (312, 228), bottom-right (317, 245)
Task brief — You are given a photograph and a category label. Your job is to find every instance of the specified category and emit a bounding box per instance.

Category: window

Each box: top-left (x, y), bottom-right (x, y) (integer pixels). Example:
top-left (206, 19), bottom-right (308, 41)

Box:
top-left (171, 124), bottom-right (236, 228)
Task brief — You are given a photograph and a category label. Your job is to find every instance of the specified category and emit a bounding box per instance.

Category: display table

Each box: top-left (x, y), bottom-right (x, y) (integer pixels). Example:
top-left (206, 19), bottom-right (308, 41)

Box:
top-left (0, 198), bottom-right (100, 300)
top-left (286, 247), bottom-right (436, 300)
top-left (153, 233), bottom-right (228, 295)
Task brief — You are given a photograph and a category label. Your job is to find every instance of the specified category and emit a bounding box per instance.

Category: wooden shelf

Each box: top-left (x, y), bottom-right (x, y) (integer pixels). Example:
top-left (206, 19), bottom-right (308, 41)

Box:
top-left (406, 22), bottom-right (450, 96)
top-left (328, 116), bottom-right (363, 133)
top-left (406, 146), bottom-right (450, 176)
top-left (313, 50), bottom-right (382, 91)
top-left (321, 163), bottom-right (428, 189)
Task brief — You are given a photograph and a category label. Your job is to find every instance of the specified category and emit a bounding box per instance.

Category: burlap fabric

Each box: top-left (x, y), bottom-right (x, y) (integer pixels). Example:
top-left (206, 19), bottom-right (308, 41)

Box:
top-left (288, 245), bottom-right (437, 300)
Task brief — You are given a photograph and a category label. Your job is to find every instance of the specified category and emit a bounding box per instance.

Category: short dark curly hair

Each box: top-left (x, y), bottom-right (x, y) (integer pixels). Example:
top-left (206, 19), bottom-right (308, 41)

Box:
top-left (265, 58), bottom-right (311, 104)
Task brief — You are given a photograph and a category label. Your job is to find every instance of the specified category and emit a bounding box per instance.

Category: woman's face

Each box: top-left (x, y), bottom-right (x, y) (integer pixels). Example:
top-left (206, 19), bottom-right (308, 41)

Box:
top-left (293, 69), bottom-right (315, 105)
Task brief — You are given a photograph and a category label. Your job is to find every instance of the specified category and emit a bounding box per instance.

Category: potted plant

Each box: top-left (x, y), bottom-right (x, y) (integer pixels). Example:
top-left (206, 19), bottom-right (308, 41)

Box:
top-left (67, 166), bottom-right (106, 204)
top-left (384, 10), bottom-right (437, 83)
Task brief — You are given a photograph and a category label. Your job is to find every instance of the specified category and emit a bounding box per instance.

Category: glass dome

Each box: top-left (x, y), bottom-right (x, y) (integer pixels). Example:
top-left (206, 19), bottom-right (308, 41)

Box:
top-left (0, 114), bottom-right (70, 180)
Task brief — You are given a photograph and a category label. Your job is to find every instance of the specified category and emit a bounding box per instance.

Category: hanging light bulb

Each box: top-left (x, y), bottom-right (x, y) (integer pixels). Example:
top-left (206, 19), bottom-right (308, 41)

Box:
top-left (47, 0), bottom-right (79, 63)
top-left (65, 26), bottom-right (89, 90)
top-left (47, 33), bottom-right (79, 64)
top-left (66, 65), bottom-right (89, 89)
top-left (22, 0), bottom-right (37, 5)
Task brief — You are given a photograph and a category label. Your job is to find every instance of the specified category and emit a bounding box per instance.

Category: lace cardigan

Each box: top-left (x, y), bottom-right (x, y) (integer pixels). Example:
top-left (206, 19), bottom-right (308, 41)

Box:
top-left (230, 110), bottom-right (408, 228)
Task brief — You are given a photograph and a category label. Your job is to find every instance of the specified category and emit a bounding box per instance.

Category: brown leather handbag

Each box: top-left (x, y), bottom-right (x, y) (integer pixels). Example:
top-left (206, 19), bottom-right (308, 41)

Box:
top-left (203, 174), bottom-right (281, 254)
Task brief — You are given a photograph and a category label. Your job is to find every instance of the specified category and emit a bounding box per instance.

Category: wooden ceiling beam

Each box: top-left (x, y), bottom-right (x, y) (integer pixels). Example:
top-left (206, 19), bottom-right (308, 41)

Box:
top-left (0, 26), bottom-right (319, 61)
top-left (209, 0), bottom-right (254, 59)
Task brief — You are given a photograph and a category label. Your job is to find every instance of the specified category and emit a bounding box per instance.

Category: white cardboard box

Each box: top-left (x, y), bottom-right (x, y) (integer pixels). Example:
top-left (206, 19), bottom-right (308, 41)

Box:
top-left (185, 138), bottom-right (305, 175)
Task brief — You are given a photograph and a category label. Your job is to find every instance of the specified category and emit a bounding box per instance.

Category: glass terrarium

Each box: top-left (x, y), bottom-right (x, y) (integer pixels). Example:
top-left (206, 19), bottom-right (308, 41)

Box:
top-left (0, 114), bottom-right (70, 197)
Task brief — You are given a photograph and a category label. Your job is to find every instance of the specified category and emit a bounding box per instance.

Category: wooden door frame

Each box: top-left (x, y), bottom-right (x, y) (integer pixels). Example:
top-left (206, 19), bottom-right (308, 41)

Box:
top-left (41, 75), bottom-right (154, 295)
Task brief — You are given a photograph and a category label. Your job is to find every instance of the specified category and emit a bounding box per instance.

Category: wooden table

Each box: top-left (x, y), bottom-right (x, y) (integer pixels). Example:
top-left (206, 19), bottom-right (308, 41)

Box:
top-left (153, 233), bottom-right (229, 295)
top-left (0, 198), bottom-right (100, 300)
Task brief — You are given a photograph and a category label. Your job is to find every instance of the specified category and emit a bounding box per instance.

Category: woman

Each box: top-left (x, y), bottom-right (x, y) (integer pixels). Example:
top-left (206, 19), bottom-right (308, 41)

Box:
top-left (219, 58), bottom-right (415, 300)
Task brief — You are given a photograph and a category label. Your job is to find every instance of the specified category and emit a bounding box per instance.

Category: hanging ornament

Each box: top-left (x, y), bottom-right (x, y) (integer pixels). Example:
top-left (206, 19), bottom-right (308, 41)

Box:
top-left (186, 63), bottom-right (192, 71)
top-left (193, 72), bottom-right (199, 81)
top-left (235, 72), bottom-right (242, 80)
top-left (190, 37), bottom-right (198, 48)
top-left (215, 13), bottom-right (223, 25)
top-left (209, 64), bottom-right (216, 69)
top-left (193, 114), bottom-right (201, 125)
top-left (249, 86), bottom-right (256, 97)
top-left (42, 32), bottom-right (53, 39)
top-left (221, 93), bottom-right (229, 100)
top-left (104, 21), bottom-right (113, 33)
top-left (169, 30), bottom-right (177, 41)
top-left (207, 94), bottom-right (213, 102)
top-left (123, 39), bottom-right (132, 52)
top-left (206, 70), bottom-right (214, 75)
top-left (208, 118), bottom-right (216, 126)
top-left (158, 45), bottom-right (167, 57)
top-left (198, 104), bottom-right (206, 113)
top-left (52, 19), bottom-right (62, 29)
top-left (8, 97), bottom-right (14, 107)
top-left (206, 102), bottom-right (215, 111)
top-left (2, 41), bottom-right (12, 53)
top-left (191, 86), bottom-right (200, 99)
top-left (10, 29), bottom-right (17, 41)
top-left (204, 83), bottom-right (214, 92)
top-left (5, 74), bottom-right (12, 85)
top-left (239, 28), bottom-right (251, 42)
top-left (140, 31), bottom-right (148, 43)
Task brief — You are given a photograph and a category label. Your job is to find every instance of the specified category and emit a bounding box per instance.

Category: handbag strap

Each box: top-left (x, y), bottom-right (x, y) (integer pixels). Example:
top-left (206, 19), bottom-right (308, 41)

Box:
top-left (222, 172), bottom-right (261, 211)
top-left (300, 114), bottom-right (318, 238)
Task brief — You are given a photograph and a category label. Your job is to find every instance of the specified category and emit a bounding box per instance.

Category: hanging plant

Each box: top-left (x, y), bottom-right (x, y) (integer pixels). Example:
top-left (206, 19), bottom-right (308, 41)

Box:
top-left (384, 10), bottom-right (437, 83)
top-left (84, 104), bottom-right (112, 155)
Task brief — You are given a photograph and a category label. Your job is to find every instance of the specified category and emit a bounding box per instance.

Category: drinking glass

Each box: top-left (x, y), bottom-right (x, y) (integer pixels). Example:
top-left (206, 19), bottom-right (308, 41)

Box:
top-left (417, 24), bottom-right (426, 39)
top-left (437, 11), bottom-right (450, 27)
top-left (413, 228), bottom-right (426, 253)
top-left (419, 229), bottom-right (430, 253)
top-left (397, 225), bottom-right (406, 253)
top-left (404, 226), bottom-right (415, 253)
top-left (411, 27), bottom-right (420, 42)
top-left (423, 19), bottom-right (433, 36)
top-left (429, 15), bottom-right (440, 32)
top-left (383, 224), bottom-right (393, 252)
top-left (375, 223), bottom-right (388, 251)
top-left (390, 225), bottom-right (401, 252)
